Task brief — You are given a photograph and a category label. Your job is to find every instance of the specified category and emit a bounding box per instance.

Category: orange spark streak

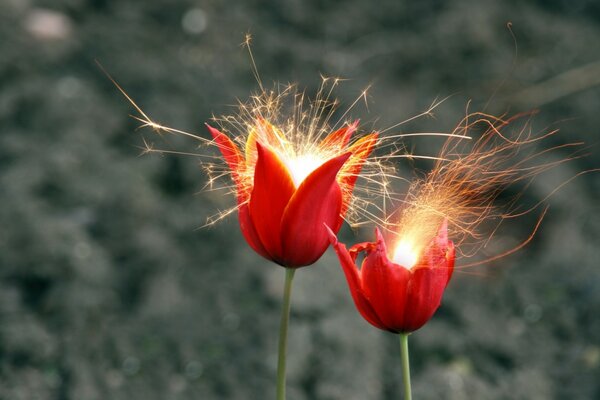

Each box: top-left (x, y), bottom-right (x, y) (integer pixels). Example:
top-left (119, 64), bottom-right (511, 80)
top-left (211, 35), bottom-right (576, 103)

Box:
top-left (385, 110), bottom-right (585, 264)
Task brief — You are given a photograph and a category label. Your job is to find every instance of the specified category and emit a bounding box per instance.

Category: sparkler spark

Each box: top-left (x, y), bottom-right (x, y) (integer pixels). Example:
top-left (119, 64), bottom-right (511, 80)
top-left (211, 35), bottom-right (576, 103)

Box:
top-left (98, 38), bottom-right (472, 230)
top-left (385, 111), bottom-right (586, 267)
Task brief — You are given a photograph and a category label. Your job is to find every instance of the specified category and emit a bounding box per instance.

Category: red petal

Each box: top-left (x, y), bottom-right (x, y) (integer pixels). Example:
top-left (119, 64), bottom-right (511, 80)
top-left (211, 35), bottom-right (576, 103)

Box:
top-left (206, 124), bottom-right (248, 202)
top-left (238, 203), bottom-right (270, 260)
top-left (248, 142), bottom-right (296, 262)
top-left (419, 219), bottom-right (454, 285)
top-left (361, 228), bottom-right (411, 332)
top-left (244, 119), bottom-right (287, 175)
top-left (435, 219), bottom-right (449, 247)
top-left (244, 126), bottom-right (258, 171)
top-left (326, 227), bottom-right (387, 330)
top-left (433, 220), bottom-right (455, 284)
top-left (279, 153), bottom-right (351, 267)
top-left (401, 264), bottom-right (450, 332)
top-left (398, 221), bottom-right (454, 332)
top-left (445, 241), bottom-right (455, 285)
top-left (256, 118), bottom-right (286, 148)
top-left (338, 133), bottom-right (378, 219)
top-left (318, 120), bottom-right (358, 151)
top-left (348, 241), bottom-right (377, 263)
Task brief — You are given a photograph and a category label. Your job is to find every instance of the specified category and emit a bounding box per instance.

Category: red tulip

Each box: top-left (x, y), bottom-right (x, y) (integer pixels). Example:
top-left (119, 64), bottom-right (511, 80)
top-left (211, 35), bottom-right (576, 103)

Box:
top-left (207, 119), bottom-right (377, 267)
top-left (327, 221), bottom-right (455, 333)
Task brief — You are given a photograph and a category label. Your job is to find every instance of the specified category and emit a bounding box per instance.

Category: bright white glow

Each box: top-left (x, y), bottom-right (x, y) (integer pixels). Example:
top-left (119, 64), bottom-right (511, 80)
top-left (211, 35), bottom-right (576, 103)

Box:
top-left (284, 154), bottom-right (326, 187)
top-left (392, 240), bottom-right (419, 269)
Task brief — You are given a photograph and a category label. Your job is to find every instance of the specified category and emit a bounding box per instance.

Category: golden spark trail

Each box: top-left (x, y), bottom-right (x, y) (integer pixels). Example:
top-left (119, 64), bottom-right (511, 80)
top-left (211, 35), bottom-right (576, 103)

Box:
top-left (384, 111), bottom-right (587, 269)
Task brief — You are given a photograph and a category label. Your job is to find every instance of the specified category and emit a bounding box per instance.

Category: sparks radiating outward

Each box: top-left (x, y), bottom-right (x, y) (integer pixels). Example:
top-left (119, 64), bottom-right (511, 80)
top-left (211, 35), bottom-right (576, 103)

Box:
top-left (385, 111), bottom-right (585, 267)
top-left (98, 47), bottom-right (468, 237)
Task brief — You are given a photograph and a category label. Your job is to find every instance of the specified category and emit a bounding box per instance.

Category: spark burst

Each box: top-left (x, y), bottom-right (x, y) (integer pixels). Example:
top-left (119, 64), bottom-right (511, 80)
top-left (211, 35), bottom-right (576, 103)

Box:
top-left (385, 110), bottom-right (586, 269)
top-left (99, 48), bottom-right (467, 229)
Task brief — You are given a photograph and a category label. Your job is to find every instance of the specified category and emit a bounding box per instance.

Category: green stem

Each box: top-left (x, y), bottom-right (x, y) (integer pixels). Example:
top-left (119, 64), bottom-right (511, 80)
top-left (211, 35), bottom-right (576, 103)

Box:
top-left (276, 268), bottom-right (296, 400)
top-left (399, 333), bottom-right (412, 400)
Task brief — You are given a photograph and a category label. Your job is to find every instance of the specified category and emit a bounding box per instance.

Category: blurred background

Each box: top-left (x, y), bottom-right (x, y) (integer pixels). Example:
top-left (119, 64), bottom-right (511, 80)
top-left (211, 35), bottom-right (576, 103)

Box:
top-left (1, 0), bottom-right (599, 399)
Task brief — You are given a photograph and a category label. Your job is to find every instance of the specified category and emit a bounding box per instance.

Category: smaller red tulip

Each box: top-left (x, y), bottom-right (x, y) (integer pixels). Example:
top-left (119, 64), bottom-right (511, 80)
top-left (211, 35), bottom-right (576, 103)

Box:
top-left (327, 221), bottom-right (455, 333)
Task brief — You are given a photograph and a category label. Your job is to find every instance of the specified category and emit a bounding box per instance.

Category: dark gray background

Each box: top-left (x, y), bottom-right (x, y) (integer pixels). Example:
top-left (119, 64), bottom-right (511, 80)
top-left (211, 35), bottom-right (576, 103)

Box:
top-left (1, 0), bottom-right (599, 399)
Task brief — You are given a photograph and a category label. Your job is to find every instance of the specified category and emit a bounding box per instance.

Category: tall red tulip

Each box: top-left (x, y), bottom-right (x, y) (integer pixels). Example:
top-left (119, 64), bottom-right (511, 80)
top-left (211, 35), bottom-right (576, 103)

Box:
top-left (327, 220), bottom-right (454, 333)
top-left (207, 119), bottom-right (377, 268)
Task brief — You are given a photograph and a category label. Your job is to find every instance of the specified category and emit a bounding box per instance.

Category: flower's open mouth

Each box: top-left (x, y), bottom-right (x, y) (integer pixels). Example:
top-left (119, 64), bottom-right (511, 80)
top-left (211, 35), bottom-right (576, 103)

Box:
top-left (392, 239), bottom-right (419, 269)
top-left (282, 153), bottom-right (327, 187)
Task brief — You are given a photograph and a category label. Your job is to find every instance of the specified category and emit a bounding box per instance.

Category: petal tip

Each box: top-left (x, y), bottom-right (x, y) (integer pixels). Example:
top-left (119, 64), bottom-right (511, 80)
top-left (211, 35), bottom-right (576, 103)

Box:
top-left (373, 227), bottom-right (390, 257)
top-left (338, 151), bottom-right (352, 164)
top-left (324, 223), bottom-right (338, 245)
top-left (374, 226), bottom-right (385, 243)
top-left (436, 219), bottom-right (449, 245)
top-left (205, 123), bottom-right (221, 137)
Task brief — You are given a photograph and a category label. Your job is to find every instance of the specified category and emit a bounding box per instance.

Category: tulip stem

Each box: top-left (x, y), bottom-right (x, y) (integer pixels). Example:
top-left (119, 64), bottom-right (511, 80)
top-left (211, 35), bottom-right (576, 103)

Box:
top-left (399, 333), bottom-right (412, 400)
top-left (277, 267), bottom-right (296, 400)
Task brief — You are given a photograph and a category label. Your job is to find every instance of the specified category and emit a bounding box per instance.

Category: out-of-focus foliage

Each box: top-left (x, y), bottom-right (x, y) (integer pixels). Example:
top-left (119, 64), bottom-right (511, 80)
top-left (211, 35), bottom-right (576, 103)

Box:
top-left (0, 0), bottom-right (599, 399)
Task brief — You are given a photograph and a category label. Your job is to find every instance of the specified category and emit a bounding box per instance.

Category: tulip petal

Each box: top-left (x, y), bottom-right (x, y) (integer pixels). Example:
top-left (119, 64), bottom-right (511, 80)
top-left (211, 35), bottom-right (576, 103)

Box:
top-left (257, 118), bottom-right (287, 148)
top-left (206, 124), bottom-right (249, 202)
top-left (238, 203), bottom-right (270, 260)
top-left (249, 142), bottom-right (296, 262)
top-left (400, 221), bottom-right (454, 332)
top-left (245, 119), bottom-right (288, 175)
top-left (361, 228), bottom-right (411, 333)
top-left (348, 241), bottom-right (377, 263)
top-left (436, 219), bottom-right (448, 246)
top-left (340, 133), bottom-right (378, 192)
top-left (244, 126), bottom-right (258, 170)
top-left (326, 226), bottom-right (387, 330)
top-left (318, 120), bottom-right (358, 151)
top-left (439, 221), bottom-right (455, 285)
top-left (421, 219), bottom-right (454, 285)
top-left (401, 265), bottom-right (450, 332)
top-left (445, 241), bottom-right (455, 285)
top-left (338, 133), bottom-right (378, 222)
top-left (280, 153), bottom-right (351, 266)
top-left (206, 124), bottom-right (243, 173)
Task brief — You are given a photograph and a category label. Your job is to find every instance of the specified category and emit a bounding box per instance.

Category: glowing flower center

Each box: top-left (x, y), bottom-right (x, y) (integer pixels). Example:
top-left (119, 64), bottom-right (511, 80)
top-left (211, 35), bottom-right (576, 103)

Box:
top-left (392, 239), bottom-right (419, 269)
top-left (284, 153), bottom-right (327, 187)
